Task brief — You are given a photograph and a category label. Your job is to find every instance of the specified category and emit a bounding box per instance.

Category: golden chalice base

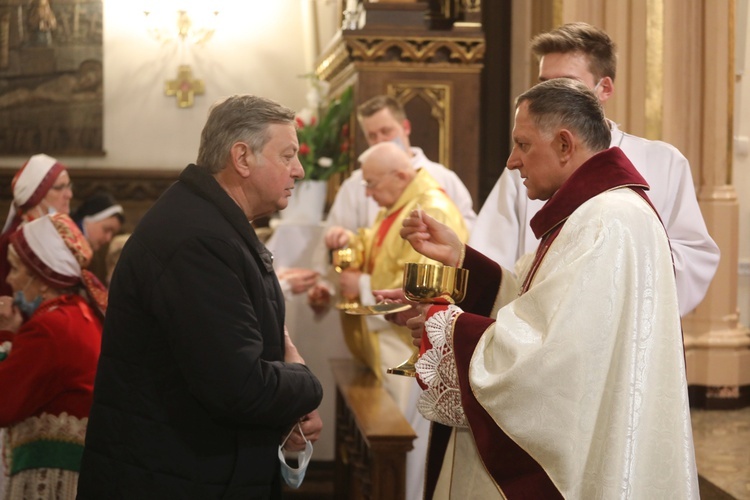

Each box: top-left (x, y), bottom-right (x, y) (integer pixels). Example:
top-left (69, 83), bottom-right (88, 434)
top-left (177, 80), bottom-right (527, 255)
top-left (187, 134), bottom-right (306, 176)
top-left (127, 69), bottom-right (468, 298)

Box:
top-left (335, 300), bottom-right (361, 311)
top-left (387, 355), bottom-right (418, 377)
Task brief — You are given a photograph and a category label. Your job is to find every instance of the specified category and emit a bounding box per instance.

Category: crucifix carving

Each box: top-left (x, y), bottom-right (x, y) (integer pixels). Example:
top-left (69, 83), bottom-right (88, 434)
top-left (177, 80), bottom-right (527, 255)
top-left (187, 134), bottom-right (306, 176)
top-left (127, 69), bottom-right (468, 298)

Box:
top-left (164, 65), bottom-right (205, 108)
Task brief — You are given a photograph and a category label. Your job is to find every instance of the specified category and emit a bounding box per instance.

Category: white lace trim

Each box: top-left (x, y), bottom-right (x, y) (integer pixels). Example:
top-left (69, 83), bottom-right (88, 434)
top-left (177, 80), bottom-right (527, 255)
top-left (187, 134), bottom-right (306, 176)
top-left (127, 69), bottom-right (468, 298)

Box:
top-left (416, 305), bottom-right (468, 427)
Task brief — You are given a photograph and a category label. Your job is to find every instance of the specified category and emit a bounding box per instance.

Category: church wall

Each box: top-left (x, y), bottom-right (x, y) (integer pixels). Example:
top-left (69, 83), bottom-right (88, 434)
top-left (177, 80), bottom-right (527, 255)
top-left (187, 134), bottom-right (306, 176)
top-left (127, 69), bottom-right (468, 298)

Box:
top-left (0, 1), bottom-right (316, 170)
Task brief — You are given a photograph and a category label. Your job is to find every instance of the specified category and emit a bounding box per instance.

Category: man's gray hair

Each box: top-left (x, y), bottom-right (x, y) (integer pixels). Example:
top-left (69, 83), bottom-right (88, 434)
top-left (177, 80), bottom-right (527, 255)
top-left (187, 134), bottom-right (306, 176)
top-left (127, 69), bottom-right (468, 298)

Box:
top-left (517, 78), bottom-right (611, 152)
top-left (196, 95), bottom-right (296, 174)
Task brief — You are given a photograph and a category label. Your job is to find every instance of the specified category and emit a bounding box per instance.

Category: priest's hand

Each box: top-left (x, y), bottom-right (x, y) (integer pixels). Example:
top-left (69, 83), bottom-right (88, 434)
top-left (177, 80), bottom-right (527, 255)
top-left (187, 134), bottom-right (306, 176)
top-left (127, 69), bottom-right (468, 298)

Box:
top-left (401, 210), bottom-right (463, 266)
top-left (324, 226), bottom-right (351, 250)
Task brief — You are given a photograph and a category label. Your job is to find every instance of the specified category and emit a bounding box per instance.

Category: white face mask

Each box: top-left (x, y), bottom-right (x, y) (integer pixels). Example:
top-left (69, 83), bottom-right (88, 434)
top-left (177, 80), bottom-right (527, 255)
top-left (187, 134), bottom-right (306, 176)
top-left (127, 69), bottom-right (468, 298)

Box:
top-left (278, 423), bottom-right (313, 489)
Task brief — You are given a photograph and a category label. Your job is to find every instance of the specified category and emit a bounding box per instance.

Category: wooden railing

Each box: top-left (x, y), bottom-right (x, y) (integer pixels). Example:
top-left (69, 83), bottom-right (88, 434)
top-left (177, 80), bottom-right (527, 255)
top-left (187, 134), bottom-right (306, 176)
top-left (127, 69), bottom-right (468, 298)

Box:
top-left (331, 359), bottom-right (416, 500)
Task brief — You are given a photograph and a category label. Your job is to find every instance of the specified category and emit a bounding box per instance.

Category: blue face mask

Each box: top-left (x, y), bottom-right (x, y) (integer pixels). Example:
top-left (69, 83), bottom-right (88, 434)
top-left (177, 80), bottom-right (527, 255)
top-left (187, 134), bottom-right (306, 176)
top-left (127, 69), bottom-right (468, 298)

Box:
top-left (13, 277), bottom-right (42, 316)
top-left (14, 290), bottom-right (43, 316)
top-left (278, 423), bottom-right (313, 489)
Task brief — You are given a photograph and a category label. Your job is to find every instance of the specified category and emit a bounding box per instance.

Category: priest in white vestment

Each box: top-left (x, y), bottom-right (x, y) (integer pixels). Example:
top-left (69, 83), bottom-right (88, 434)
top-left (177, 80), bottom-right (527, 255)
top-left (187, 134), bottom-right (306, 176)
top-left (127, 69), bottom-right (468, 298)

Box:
top-left (390, 79), bottom-right (698, 499)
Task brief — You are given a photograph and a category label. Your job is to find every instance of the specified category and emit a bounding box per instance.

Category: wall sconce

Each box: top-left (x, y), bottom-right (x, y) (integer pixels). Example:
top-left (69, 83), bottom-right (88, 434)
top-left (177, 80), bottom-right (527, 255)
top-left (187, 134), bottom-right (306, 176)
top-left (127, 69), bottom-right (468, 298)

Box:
top-left (142, 1), bottom-right (220, 107)
top-left (143, 3), bottom-right (219, 45)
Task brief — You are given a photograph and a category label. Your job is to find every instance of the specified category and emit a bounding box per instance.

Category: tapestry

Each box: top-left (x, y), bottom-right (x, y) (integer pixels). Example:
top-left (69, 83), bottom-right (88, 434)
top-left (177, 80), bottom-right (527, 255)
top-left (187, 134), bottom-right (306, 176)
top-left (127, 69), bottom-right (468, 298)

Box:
top-left (0, 0), bottom-right (103, 156)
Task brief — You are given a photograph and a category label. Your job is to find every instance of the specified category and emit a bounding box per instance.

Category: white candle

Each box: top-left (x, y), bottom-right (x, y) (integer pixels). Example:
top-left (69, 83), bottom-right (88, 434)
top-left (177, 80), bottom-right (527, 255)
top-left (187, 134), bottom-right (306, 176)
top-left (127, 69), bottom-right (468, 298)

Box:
top-left (346, 0), bottom-right (358, 12)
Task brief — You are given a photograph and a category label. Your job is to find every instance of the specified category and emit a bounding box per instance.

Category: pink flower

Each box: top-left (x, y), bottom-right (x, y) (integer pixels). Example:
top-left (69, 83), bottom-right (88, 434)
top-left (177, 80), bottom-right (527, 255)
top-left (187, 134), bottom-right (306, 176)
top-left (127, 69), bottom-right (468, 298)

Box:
top-left (299, 143), bottom-right (310, 155)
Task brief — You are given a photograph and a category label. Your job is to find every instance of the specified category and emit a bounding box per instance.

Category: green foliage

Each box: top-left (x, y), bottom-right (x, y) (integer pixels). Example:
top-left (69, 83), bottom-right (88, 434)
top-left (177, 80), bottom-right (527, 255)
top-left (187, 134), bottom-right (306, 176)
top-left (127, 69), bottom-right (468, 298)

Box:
top-left (296, 86), bottom-right (354, 181)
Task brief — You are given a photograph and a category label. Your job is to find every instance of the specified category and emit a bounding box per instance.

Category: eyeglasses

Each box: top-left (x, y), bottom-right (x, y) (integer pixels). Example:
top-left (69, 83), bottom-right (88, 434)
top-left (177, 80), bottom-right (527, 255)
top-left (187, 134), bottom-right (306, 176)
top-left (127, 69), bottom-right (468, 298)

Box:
top-left (49, 182), bottom-right (74, 192)
top-left (361, 171), bottom-right (395, 190)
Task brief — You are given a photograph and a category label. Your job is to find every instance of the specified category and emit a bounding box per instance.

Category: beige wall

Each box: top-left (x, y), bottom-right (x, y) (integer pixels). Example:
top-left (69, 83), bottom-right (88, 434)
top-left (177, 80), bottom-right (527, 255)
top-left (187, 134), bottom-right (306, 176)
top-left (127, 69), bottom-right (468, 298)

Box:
top-left (0, 0), bottom-right (319, 170)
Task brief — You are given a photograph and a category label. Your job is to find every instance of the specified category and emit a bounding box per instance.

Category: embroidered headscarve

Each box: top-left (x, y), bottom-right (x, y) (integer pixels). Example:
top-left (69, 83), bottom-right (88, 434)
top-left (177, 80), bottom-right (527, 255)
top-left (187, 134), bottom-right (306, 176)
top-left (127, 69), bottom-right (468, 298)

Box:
top-left (9, 213), bottom-right (107, 315)
top-left (2, 154), bottom-right (68, 234)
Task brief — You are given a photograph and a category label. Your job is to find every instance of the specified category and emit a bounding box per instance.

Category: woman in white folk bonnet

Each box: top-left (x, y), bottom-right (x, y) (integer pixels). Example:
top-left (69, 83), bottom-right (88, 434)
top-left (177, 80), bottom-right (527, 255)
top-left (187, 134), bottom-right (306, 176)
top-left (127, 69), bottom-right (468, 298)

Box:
top-left (0, 154), bottom-right (73, 296)
top-left (0, 213), bottom-right (106, 499)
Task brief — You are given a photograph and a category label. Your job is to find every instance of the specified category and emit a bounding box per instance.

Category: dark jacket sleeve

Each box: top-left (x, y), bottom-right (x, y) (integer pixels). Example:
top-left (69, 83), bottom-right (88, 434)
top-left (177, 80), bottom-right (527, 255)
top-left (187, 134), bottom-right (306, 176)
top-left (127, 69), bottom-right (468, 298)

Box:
top-left (150, 236), bottom-right (322, 427)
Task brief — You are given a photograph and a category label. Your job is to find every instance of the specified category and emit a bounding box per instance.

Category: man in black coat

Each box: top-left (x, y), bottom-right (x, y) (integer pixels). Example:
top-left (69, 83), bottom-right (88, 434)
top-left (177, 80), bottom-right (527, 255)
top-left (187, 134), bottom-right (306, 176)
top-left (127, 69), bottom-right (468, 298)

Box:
top-left (77, 95), bottom-right (324, 499)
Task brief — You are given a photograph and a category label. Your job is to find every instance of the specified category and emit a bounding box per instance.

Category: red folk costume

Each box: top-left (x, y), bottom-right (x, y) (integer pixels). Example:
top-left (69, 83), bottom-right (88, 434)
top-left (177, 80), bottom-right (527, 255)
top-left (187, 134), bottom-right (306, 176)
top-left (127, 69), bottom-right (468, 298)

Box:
top-left (0, 213), bottom-right (105, 500)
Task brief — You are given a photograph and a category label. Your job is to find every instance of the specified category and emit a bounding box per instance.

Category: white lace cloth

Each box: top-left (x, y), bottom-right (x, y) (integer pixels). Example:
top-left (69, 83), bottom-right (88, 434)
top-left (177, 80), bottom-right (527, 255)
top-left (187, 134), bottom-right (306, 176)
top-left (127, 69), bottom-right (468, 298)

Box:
top-left (415, 305), bottom-right (468, 428)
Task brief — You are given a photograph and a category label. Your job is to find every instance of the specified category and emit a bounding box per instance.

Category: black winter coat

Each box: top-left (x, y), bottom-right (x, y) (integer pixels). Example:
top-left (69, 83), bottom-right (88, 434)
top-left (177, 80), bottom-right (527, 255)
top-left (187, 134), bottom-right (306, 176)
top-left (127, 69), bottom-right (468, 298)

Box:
top-left (77, 165), bottom-right (323, 499)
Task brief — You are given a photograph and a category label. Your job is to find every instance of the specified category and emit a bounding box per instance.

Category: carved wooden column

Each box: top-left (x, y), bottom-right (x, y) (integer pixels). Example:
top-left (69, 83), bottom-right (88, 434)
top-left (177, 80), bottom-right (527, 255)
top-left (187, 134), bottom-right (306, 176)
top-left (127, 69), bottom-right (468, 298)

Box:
top-left (316, 1), bottom-right (484, 207)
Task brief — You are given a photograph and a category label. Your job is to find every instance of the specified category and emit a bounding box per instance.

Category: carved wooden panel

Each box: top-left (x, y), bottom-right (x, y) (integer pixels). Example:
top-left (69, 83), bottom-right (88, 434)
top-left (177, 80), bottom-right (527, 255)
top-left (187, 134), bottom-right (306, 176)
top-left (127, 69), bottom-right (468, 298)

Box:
top-left (332, 359), bottom-right (415, 500)
top-left (388, 82), bottom-right (450, 167)
top-left (346, 35), bottom-right (484, 65)
top-left (316, 28), bottom-right (484, 208)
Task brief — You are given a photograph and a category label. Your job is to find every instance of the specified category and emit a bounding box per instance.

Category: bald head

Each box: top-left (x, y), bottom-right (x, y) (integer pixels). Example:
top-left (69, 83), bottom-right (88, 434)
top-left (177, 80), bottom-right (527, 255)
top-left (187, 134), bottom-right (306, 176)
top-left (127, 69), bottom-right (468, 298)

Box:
top-left (359, 141), bottom-right (412, 174)
top-left (359, 142), bottom-right (416, 208)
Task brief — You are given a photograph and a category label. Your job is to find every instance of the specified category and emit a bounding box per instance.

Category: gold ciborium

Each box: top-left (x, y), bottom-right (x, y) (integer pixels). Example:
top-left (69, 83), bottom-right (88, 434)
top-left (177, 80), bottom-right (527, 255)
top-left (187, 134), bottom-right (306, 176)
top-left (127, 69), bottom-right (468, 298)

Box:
top-left (387, 262), bottom-right (469, 377)
top-left (331, 236), bottom-right (364, 310)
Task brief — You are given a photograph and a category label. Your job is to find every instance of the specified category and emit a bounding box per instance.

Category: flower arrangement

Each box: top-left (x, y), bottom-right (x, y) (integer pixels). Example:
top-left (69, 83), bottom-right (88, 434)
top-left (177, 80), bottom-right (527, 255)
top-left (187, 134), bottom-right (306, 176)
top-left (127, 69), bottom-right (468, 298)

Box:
top-left (295, 85), bottom-right (354, 181)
